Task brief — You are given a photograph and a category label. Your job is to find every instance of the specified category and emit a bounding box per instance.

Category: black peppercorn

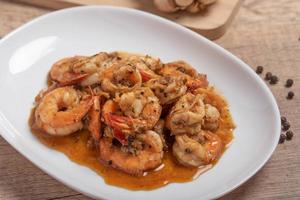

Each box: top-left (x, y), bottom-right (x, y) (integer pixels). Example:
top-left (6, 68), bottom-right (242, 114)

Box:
top-left (282, 121), bottom-right (290, 131)
top-left (256, 66), bottom-right (263, 74)
top-left (270, 75), bottom-right (279, 84)
top-left (279, 134), bottom-right (286, 144)
top-left (281, 116), bottom-right (287, 124)
top-left (286, 131), bottom-right (294, 140)
top-left (287, 91), bottom-right (294, 99)
top-left (265, 72), bottom-right (272, 80)
top-left (285, 79), bottom-right (294, 87)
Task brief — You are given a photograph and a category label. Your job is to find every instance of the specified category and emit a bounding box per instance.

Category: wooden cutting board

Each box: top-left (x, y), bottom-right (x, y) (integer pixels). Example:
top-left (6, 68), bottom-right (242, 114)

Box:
top-left (16, 0), bottom-right (242, 40)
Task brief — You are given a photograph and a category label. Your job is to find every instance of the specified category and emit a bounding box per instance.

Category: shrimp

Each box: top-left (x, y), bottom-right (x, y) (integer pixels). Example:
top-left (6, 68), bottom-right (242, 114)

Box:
top-left (203, 104), bottom-right (220, 131)
top-left (100, 62), bottom-right (142, 94)
top-left (49, 56), bottom-right (88, 86)
top-left (110, 52), bottom-right (163, 73)
top-left (125, 54), bottom-right (162, 82)
top-left (72, 52), bottom-right (117, 86)
top-left (34, 86), bottom-right (93, 136)
top-left (99, 130), bottom-right (163, 175)
top-left (166, 93), bottom-right (205, 135)
top-left (72, 52), bottom-right (111, 74)
top-left (102, 87), bottom-right (162, 144)
top-left (50, 52), bottom-right (113, 86)
top-left (85, 86), bottom-right (111, 141)
top-left (138, 54), bottom-right (163, 73)
top-left (160, 61), bottom-right (198, 78)
top-left (186, 74), bottom-right (209, 92)
top-left (144, 76), bottom-right (187, 105)
top-left (87, 96), bottom-right (102, 141)
top-left (159, 61), bottom-right (209, 91)
top-left (173, 132), bottom-right (223, 167)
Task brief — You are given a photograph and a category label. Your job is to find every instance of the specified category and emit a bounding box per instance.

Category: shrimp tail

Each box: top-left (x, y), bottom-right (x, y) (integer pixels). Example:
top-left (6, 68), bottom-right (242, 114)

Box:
top-left (106, 113), bottom-right (132, 129)
top-left (140, 70), bottom-right (152, 82)
top-left (105, 113), bottom-right (133, 144)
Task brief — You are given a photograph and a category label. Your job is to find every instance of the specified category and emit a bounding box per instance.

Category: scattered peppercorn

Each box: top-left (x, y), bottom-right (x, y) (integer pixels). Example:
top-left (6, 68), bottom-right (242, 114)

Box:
top-left (286, 131), bottom-right (294, 140)
top-left (269, 75), bottom-right (279, 84)
top-left (279, 133), bottom-right (286, 144)
top-left (256, 66), bottom-right (263, 74)
top-left (287, 91), bottom-right (294, 99)
top-left (265, 72), bottom-right (272, 80)
top-left (282, 121), bottom-right (290, 131)
top-left (108, 160), bottom-right (112, 165)
top-left (285, 79), bottom-right (294, 87)
top-left (281, 116), bottom-right (287, 124)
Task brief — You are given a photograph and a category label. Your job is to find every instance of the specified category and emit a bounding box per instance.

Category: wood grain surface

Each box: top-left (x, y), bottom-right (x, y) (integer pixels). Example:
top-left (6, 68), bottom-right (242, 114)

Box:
top-left (15, 0), bottom-right (242, 40)
top-left (0, 0), bottom-right (300, 199)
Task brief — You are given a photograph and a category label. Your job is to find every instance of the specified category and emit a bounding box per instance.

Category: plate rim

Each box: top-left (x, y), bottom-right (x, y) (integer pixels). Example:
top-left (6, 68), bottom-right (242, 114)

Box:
top-left (0, 5), bottom-right (281, 200)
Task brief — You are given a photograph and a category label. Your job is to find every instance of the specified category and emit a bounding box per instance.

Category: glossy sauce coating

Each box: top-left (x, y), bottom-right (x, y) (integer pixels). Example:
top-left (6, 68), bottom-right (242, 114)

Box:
top-left (29, 88), bottom-right (234, 190)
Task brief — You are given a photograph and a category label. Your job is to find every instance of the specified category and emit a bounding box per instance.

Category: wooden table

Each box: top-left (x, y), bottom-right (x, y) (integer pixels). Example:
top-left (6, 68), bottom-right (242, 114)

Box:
top-left (0, 0), bottom-right (299, 199)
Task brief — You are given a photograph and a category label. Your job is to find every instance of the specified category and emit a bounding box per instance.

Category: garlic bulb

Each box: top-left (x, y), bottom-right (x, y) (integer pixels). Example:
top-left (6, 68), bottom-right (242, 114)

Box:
top-left (153, 0), bottom-right (179, 13)
top-left (153, 0), bottom-right (217, 13)
top-left (187, 1), bottom-right (200, 13)
top-left (174, 0), bottom-right (194, 7)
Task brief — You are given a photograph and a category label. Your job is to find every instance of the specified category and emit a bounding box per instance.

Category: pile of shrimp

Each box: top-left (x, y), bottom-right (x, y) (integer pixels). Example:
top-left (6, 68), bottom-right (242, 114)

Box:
top-left (32, 51), bottom-right (229, 176)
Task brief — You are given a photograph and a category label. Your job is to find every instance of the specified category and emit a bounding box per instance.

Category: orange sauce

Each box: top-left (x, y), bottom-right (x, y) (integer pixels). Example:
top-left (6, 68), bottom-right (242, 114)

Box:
top-left (29, 88), bottom-right (235, 190)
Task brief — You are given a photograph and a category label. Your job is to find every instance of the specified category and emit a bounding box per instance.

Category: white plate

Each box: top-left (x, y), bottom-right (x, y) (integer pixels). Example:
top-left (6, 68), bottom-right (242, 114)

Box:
top-left (0, 6), bottom-right (280, 200)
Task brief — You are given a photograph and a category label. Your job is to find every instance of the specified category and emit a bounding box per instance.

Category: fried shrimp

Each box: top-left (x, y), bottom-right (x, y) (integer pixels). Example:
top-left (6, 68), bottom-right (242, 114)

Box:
top-left (34, 87), bottom-right (93, 136)
top-left (101, 63), bottom-right (142, 94)
top-left (173, 132), bottom-right (223, 167)
top-left (166, 93), bottom-right (205, 135)
top-left (99, 130), bottom-right (163, 175)
top-left (102, 87), bottom-right (161, 144)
